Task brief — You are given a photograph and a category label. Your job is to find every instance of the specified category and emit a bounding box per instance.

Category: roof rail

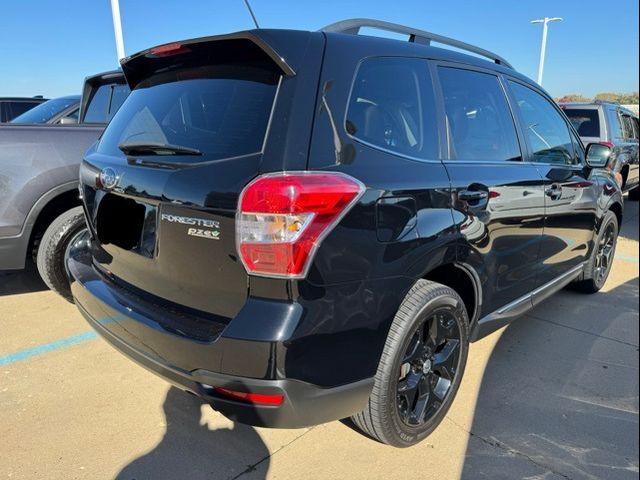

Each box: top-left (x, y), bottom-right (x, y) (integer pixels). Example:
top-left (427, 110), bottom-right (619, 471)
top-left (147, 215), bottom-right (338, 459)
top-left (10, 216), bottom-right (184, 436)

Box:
top-left (321, 18), bottom-right (513, 69)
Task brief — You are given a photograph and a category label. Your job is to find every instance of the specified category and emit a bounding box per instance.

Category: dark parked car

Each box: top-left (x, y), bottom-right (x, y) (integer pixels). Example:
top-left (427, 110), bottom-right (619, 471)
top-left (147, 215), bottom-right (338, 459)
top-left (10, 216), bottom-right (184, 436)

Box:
top-left (561, 101), bottom-right (639, 199)
top-left (10, 95), bottom-right (81, 125)
top-left (0, 71), bottom-right (129, 300)
top-left (0, 96), bottom-right (47, 122)
top-left (68, 20), bottom-right (623, 447)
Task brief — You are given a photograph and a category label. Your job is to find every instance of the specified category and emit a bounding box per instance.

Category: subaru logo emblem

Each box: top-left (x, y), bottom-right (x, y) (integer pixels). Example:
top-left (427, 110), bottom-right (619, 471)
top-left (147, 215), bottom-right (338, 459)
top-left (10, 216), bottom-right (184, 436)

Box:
top-left (99, 167), bottom-right (119, 190)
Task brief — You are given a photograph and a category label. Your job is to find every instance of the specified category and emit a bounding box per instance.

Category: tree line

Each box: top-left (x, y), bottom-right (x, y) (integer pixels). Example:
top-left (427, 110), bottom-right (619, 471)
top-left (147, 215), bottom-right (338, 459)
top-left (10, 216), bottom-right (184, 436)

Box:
top-left (556, 92), bottom-right (639, 104)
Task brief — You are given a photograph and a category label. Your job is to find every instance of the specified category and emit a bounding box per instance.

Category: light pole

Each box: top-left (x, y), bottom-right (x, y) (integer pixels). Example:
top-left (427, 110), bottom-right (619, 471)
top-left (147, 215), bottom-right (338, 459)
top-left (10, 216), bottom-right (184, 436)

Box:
top-left (530, 17), bottom-right (563, 85)
top-left (110, 0), bottom-right (126, 63)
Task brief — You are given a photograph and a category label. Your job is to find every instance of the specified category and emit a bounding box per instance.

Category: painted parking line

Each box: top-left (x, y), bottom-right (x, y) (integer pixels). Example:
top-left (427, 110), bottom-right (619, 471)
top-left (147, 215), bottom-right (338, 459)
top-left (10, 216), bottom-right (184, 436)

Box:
top-left (615, 254), bottom-right (639, 263)
top-left (0, 330), bottom-right (98, 366)
top-left (0, 315), bottom-right (121, 367)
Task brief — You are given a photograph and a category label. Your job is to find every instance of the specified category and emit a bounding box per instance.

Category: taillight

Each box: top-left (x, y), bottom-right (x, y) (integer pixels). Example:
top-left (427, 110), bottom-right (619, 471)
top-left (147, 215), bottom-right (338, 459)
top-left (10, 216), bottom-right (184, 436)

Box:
top-left (236, 172), bottom-right (365, 278)
top-left (599, 141), bottom-right (615, 149)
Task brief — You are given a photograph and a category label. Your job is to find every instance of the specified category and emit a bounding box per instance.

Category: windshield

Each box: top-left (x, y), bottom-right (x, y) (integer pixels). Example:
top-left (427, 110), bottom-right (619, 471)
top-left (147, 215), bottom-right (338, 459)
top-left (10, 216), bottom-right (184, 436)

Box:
top-left (11, 96), bottom-right (79, 124)
top-left (97, 65), bottom-right (279, 163)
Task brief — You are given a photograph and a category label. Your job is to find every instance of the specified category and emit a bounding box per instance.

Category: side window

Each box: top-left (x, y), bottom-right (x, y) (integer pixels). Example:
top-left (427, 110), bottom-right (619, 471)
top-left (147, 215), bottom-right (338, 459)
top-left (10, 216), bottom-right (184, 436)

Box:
top-left (66, 107), bottom-right (80, 121)
top-left (508, 81), bottom-right (577, 165)
top-left (345, 57), bottom-right (437, 159)
top-left (570, 131), bottom-right (585, 164)
top-left (632, 117), bottom-right (640, 141)
top-left (438, 67), bottom-right (521, 162)
top-left (622, 114), bottom-right (637, 140)
top-left (606, 108), bottom-right (624, 141)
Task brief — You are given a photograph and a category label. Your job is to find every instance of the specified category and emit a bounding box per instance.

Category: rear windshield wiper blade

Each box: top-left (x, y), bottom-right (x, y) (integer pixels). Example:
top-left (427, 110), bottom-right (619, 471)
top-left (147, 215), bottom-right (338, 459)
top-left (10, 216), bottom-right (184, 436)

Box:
top-left (118, 142), bottom-right (202, 156)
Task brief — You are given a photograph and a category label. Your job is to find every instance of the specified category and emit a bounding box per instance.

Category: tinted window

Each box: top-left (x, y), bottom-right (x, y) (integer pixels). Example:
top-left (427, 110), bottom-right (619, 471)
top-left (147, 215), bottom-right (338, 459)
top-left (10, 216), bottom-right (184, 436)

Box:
top-left (97, 65), bottom-right (279, 162)
top-left (438, 68), bottom-right (521, 162)
top-left (82, 83), bottom-right (130, 123)
top-left (11, 96), bottom-right (79, 124)
top-left (563, 108), bottom-right (601, 137)
top-left (83, 85), bottom-right (112, 123)
top-left (8, 101), bottom-right (39, 119)
top-left (346, 57), bottom-right (437, 159)
top-left (509, 81), bottom-right (576, 165)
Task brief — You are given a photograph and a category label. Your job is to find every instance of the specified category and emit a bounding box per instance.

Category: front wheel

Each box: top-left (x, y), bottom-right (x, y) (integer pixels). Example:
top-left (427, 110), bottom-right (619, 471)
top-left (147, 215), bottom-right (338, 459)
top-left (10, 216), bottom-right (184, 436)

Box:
top-left (36, 207), bottom-right (86, 302)
top-left (573, 210), bottom-right (619, 293)
top-left (351, 280), bottom-right (469, 447)
top-left (628, 187), bottom-right (639, 201)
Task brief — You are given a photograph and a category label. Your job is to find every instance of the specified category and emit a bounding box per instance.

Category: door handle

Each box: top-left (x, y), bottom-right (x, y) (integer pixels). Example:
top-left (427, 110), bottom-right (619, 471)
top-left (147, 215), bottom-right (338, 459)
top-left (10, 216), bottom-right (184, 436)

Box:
top-left (545, 183), bottom-right (562, 200)
top-left (459, 190), bottom-right (489, 202)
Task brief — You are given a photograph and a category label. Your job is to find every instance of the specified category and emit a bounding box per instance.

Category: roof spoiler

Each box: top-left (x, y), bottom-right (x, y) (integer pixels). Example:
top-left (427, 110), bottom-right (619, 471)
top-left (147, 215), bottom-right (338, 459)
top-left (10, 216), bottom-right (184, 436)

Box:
top-left (321, 18), bottom-right (513, 69)
top-left (119, 32), bottom-right (296, 90)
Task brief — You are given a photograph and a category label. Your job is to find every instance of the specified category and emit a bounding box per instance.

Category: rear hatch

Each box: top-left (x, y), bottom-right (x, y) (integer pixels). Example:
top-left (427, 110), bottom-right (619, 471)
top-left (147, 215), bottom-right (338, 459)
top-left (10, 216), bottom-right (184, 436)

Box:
top-left (80, 31), bottom-right (320, 322)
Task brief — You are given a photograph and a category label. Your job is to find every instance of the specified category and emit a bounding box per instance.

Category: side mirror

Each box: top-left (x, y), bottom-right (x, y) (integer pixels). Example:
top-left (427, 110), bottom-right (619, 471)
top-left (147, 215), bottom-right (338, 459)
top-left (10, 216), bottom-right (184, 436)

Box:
top-left (58, 116), bottom-right (78, 125)
top-left (585, 143), bottom-right (612, 168)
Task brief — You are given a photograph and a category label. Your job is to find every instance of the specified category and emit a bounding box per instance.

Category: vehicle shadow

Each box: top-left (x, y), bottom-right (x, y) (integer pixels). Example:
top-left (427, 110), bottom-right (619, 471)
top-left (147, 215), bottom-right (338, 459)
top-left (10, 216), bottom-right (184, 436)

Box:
top-left (460, 278), bottom-right (639, 480)
top-left (116, 387), bottom-right (269, 480)
top-left (0, 265), bottom-right (48, 296)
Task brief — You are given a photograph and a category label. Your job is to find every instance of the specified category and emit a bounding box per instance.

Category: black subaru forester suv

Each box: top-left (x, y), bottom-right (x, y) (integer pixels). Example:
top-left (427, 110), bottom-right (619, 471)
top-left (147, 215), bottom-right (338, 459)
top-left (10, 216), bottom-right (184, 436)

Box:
top-left (68, 19), bottom-right (623, 447)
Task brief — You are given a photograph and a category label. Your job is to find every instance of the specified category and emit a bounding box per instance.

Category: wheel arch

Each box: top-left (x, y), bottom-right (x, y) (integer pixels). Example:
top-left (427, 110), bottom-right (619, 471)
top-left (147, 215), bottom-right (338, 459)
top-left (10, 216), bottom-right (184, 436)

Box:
top-left (422, 262), bottom-right (481, 325)
top-left (26, 184), bottom-right (82, 263)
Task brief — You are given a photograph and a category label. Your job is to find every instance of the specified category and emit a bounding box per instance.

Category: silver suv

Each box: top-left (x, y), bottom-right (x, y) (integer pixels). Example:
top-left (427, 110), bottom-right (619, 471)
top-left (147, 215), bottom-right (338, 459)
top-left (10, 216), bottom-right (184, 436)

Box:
top-left (562, 101), bottom-right (639, 199)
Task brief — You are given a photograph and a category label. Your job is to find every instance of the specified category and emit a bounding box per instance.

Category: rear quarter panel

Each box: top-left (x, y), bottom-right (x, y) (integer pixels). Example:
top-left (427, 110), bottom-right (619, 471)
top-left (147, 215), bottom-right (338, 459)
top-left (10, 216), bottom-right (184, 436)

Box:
top-left (0, 124), bottom-right (104, 237)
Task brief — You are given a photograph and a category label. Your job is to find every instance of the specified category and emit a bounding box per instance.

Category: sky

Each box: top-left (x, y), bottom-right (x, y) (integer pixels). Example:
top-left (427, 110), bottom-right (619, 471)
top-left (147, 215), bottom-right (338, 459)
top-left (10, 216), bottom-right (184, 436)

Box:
top-left (1, 0), bottom-right (638, 99)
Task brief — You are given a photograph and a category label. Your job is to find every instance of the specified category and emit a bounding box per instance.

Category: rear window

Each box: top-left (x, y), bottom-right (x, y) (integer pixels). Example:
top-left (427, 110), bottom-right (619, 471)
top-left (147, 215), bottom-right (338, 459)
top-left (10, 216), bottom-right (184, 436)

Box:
top-left (8, 101), bottom-right (40, 119)
top-left (563, 108), bottom-right (601, 137)
top-left (97, 65), bottom-right (279, 161)
top-left (84, 84), bottom-right (130, 123)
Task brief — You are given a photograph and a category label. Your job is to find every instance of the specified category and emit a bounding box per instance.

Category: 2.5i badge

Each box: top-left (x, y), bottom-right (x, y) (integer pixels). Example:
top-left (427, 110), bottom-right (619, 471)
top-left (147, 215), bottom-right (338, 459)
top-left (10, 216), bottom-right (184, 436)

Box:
top-left (161, 213), bottom-right (221, 241)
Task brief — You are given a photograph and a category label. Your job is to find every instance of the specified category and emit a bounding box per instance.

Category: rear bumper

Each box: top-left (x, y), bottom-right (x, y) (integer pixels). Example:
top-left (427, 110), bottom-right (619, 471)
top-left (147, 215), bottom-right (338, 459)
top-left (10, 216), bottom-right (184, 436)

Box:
top-left (67, 243), bottom-right (373, 429)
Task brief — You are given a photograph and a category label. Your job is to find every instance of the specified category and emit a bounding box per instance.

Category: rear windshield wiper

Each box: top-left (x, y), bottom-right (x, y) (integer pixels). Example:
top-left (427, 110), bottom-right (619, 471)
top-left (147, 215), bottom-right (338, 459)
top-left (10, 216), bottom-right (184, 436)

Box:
top-left (118, 142), bottom-right (202, 156)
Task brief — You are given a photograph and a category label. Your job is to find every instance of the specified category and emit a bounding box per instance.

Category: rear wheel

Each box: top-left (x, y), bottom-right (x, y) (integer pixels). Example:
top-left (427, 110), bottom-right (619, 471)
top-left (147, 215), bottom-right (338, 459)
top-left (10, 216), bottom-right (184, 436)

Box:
top-left (351, 280), bottom-right (469, 447)
top-left (629, 187), bottom-right (639, 201)
top-left (573, 210), bottom-right (618, 293)
top-left (36, 207), bottom-right (86, 302)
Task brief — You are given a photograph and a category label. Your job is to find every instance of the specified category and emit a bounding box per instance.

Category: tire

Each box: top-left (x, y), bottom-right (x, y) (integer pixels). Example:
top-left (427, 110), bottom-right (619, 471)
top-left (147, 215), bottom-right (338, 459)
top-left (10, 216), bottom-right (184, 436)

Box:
top-left (351, 280), bottom-right (469, 447)
top-left (629, 187), bottom-right (639, 201)
top-left (36, 207), bottom-right (86, 302)
top-left (573, 210), bottom-right (619, 294)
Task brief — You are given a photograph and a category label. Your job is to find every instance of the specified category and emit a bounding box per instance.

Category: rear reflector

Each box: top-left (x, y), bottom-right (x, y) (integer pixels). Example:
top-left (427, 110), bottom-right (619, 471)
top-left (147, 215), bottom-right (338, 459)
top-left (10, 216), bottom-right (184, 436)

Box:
top-left (237, 172), bottom-right (365, 278)
top-left (214, 387), bottom-right (285, 406)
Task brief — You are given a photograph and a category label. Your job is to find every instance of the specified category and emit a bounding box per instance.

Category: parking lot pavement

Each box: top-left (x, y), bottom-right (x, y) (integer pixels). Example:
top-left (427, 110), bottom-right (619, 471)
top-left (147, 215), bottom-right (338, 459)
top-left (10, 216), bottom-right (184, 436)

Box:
top-left (1, 201), bottom-right (638, 480)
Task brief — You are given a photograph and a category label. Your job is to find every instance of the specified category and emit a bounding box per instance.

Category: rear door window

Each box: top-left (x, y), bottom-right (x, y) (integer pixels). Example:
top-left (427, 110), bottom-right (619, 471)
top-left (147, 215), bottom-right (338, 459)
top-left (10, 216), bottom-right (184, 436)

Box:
top-left (563, 108), bottom-right (601, 137)
top-left (438, 67), bottom-right (521, 162)
top-left (97, 65), bottom-right (280, 162)
top-left (508, 81), bottom-right (577, 165)
top-left (345, 57), bottom-right (438, 159)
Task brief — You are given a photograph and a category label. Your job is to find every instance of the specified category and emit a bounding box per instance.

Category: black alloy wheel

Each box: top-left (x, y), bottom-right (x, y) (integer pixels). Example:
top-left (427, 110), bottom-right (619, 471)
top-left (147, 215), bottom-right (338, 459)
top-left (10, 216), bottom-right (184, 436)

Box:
top-left (396, 310), bottom-right (461, 426)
